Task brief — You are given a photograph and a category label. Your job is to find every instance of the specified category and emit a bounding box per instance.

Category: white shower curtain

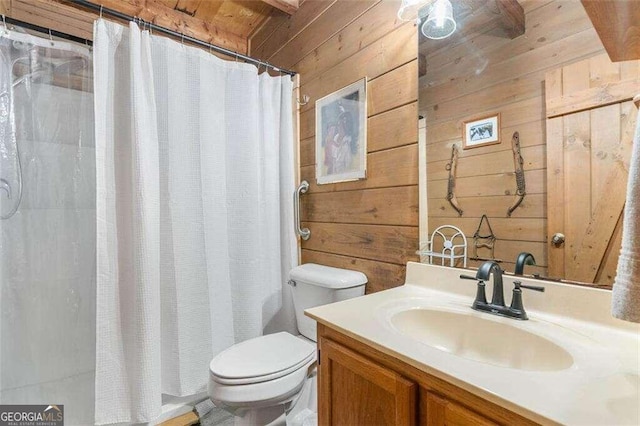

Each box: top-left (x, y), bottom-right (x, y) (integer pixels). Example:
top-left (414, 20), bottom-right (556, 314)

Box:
top-left (93, 19), bottom-right (297, 425)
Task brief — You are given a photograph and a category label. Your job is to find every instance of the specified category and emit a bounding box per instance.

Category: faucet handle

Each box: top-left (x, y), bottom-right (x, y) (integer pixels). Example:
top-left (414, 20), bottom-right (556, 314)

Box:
top-left (459, 274), bottom-right (478, 281)
top-left (514, 281), bottom-right (545, 292)
top-left (460, 275), bottom-right (488, 307)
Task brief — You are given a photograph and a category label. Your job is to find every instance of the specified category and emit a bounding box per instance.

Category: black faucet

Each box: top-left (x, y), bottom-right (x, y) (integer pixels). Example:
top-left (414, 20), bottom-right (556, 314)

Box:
top-left (460, 260), bottom-right (545, 320)
top-left (515, 252), bottom-right (536, 275)
top-left (476, 261), bottom-right (505, 307)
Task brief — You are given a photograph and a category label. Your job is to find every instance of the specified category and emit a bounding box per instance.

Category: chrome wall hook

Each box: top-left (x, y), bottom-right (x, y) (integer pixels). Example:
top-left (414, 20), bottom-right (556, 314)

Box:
top-left (297, 94), bottom-right (310, 106)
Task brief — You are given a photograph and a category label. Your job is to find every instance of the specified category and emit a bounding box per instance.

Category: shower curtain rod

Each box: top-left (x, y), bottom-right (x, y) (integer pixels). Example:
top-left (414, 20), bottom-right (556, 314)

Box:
top-left (66, 0), bottom-right (297, 77)
top-left (2, 16), bottom-right (93, 46)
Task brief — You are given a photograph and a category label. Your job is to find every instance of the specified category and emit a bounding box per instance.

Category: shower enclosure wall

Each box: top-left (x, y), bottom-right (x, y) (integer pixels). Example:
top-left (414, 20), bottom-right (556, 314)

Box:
top-left (0, 29), bottom-right (96, 425)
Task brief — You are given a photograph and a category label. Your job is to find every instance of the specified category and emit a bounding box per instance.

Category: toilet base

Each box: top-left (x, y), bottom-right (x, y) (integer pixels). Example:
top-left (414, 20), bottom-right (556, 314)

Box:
top-left (232, 405), bottom-right (286, 426)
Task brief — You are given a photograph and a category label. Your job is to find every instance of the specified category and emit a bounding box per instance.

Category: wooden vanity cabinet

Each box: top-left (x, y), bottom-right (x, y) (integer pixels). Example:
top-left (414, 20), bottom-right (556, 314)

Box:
top-left (317, 324), bottom-right (537, 426)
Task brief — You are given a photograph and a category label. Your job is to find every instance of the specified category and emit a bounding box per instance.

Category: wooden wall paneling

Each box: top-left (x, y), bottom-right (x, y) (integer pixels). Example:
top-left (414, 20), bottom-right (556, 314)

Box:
top-left (301, 222), bottom-right (418, 265)
top-left (301, 186), bottom-right (418, 226)
top-left (422, 0), bottom-right (596, 89)
top-left (301, 250), bottom-right (406, 294)
top-left (429, 193), bottom-right (546, 219)
top-left (423, 0), bottom-right (614, 282)
top-left (427, 145), bottom-right (545, 181)
top-left (293, 1), bottom-right (410, 84)
top-left (425, 96), bottom-right (544, 142)
top-left (423, 28), bottom-right (604, 114)
top-left (300, 136), bottom-right (314, 167)
top-left (253, 2), bottom-right (419, 293)
top-left (298, 25), bottom-right (416, 115)
top-left (250, 0), bottom-right (335, 61)
top-left (1, 0), bottom-right (10, 15)
top-left (248, 11), bottom-right (284, 53)
top-left (427, 217), bottom-right (546, 243)
top-left (427, 169), bottom-right (546, 199)
top-left (300, 145), bottom-right (418, 194)
top-left (368, 102), bottom-right (418, 153)
top-left (368, 60), bottom-right (418, 116)
top-left (300, 107), bottom-right (315, 140)
top-left (260, 0), bottom-right (377, 67)
top-left (426, 120), bottom-right (543, 162)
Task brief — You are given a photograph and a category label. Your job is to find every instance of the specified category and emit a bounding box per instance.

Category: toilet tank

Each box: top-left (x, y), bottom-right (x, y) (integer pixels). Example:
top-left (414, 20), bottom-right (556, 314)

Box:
top-left (289, 263), bottom-right (367, 342)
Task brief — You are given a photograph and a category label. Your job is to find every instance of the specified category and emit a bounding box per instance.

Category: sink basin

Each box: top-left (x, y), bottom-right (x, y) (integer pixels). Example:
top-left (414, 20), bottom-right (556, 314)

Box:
top-left (390, 308), bottom-right (574, 371)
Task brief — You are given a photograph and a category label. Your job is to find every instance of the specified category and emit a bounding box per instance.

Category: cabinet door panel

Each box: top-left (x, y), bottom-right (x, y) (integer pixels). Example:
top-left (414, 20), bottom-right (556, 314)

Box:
top-left (319, 338), bottom-right (416, 426)
top-left (423, 392), bottom-right (497, 426)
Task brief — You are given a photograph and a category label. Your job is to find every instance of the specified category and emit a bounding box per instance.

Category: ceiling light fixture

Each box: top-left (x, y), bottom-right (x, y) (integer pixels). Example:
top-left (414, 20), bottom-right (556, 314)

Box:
top-left (397, 0), bottom-right (432, 22)
top-left (421, 0), bottom-right (456, 40)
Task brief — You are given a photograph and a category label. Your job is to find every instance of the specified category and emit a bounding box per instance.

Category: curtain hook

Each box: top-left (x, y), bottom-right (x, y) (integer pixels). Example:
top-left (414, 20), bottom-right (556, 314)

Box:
top-left (48, 29), bottom-right (54, 46)
top-left (1, 15), bottom-right (6, 35)
top-left (99, 4), bottom-right (103, 19)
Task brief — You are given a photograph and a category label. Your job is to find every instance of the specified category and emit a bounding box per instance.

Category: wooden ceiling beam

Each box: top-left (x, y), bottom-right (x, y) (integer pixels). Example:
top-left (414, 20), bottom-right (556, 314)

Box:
top-left (581, 0), bottom-right (640, 62)
top-left (495, 0), bottom-right (524, 39)
top-left (261, 0), bottom-right (298, 15)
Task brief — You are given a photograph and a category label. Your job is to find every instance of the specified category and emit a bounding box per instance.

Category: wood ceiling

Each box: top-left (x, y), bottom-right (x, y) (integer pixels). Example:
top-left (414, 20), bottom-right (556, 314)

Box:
top-left (85, 0), bottom-right (300, 53)
top-left (2, 0), bottom-right (301, 55)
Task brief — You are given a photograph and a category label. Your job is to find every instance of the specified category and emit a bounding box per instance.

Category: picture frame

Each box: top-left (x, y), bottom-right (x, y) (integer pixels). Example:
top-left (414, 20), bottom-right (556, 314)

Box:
top-left (462, 113), bottom-right (501, 149)
top-left (315, 78), bottom-right (367, 184)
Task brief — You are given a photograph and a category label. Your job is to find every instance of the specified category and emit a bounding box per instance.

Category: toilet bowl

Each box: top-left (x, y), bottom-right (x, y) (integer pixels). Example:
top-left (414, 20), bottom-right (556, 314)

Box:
top-left (208, 263), bottom-right (367, 425)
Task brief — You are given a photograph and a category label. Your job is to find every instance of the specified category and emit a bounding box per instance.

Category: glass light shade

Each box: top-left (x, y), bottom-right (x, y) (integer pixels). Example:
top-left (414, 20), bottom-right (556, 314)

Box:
top-left (397, 0), bottom-right (432, 22)
top-left (421, 0), bottom-right (457, 40)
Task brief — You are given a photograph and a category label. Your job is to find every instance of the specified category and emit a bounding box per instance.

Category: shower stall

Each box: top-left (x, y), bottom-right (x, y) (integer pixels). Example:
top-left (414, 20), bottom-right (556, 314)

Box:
top-left (0, 27), bottom-right (96, 424)
top-left (0, 13), bottom-right (297, 424)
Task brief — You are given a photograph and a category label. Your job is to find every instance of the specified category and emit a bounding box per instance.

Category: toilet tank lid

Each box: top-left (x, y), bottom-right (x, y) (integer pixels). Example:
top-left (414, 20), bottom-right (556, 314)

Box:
top-left (289, 263), bottom-right (368, 289)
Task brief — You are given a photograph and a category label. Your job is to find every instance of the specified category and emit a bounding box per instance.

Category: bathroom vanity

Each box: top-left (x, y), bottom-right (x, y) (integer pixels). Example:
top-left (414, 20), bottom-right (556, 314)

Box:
top-left (306, 262), bottom-right (640, 425)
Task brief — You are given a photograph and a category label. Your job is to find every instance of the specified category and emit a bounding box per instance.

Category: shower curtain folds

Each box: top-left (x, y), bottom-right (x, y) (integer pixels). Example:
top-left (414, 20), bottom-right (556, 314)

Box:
top-left (93, 19), bottom-right (297, 425)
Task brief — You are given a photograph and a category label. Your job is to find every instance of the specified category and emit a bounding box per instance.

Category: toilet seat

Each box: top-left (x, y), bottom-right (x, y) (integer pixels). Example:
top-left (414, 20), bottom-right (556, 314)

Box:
top-left (209, 332), bottom-right (316, 407)
top-left (210, 332), bottom-right (315, 385)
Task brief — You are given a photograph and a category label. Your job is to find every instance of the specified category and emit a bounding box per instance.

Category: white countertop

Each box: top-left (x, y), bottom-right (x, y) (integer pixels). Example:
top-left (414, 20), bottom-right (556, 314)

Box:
top-left (306, 262), bottom-right (640, 425)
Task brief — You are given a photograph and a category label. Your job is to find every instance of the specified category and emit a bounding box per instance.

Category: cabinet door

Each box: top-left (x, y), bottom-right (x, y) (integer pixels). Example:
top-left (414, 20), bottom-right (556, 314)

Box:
top-left (422, 392), bottom-right (497, 426)
top-left (319, 338), bottom-right (416, 426)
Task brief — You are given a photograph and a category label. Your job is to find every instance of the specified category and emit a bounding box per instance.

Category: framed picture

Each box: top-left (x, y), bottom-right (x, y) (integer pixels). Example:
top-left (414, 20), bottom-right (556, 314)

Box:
top-left (462, 113), bottom-right (501, 149)
top-left (315, 78), bottom-right (367, 184)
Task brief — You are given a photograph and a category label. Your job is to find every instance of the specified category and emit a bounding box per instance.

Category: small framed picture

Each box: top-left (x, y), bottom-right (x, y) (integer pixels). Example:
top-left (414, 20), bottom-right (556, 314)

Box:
top-left (462, 113), bottom-right (501, 149)
top-left (315, 78), bottom-right (367, 184)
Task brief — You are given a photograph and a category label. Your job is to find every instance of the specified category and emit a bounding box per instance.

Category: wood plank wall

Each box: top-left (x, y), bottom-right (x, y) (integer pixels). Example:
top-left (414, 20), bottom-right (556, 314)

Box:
top-left (250, 0), bottom-right (419, 294)
top-left (421, 0), bottom-right (606, 276)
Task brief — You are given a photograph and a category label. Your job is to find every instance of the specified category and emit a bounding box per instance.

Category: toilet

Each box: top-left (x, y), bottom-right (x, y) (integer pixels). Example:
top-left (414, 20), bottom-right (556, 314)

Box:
top-left (208, 263), bottom-right (367, 425)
